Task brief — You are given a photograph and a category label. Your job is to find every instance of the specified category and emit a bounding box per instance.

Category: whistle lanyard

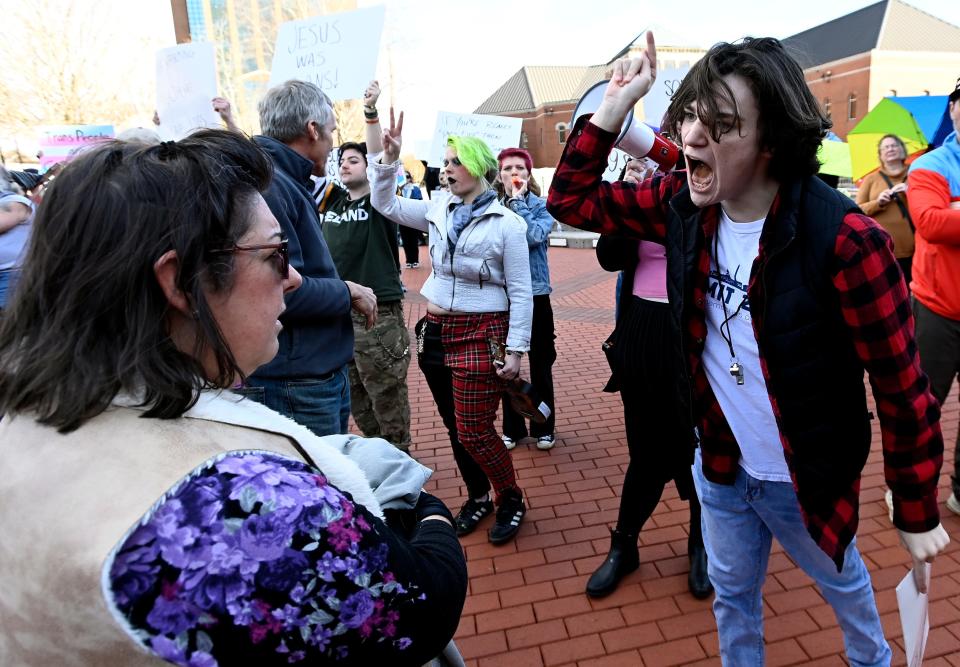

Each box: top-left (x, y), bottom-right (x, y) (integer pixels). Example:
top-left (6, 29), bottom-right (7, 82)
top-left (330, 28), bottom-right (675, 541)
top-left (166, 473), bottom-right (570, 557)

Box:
top-left (713, 227), bottom-right (748, 385)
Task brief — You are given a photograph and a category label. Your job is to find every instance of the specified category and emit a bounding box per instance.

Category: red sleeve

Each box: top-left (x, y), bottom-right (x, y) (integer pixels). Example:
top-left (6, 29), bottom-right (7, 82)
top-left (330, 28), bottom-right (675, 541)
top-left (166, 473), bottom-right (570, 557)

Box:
top-left (907, 168), bottom-right (960, 245)
top-left (546, 115), bottom-right (679, 243)
top-left (831, 213), bottom-right (943, 532)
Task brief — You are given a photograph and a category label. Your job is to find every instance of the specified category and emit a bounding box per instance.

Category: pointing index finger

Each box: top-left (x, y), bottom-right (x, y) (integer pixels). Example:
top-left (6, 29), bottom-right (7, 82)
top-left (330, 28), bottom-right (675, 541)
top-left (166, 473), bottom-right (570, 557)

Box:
top-left (647, 31), bottom-right (657, 78)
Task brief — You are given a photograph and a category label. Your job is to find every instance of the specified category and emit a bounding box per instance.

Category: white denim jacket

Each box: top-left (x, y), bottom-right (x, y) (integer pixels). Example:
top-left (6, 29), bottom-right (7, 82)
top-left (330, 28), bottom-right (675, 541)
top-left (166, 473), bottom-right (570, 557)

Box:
top-left (370, 158), bottom-right (532, 351)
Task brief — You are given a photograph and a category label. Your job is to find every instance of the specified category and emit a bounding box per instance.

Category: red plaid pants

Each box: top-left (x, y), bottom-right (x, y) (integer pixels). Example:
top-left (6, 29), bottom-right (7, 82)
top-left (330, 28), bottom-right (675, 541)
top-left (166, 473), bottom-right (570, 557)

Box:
top-left (427, 311), bottom-right (520, 502)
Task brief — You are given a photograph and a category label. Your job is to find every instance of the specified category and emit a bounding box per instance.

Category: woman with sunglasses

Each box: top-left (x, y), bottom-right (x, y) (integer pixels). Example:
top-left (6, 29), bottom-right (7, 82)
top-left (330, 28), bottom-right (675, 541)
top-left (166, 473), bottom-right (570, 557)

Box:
top-left (371, 111), bottom-right (533, 545)
top-left (0, 131), bottom-right (467, 666)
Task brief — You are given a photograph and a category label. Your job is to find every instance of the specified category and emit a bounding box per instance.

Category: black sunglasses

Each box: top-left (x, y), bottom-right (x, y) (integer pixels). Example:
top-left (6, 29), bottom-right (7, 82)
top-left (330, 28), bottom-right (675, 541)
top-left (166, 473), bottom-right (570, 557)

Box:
top-left (210, 238), bottom-right (289, 279)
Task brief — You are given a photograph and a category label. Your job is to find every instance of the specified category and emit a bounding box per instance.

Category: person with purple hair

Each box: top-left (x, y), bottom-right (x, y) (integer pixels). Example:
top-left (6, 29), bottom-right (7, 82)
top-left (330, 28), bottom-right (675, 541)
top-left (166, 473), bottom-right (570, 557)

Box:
top-left (371, 111), bottom-right (533, 545)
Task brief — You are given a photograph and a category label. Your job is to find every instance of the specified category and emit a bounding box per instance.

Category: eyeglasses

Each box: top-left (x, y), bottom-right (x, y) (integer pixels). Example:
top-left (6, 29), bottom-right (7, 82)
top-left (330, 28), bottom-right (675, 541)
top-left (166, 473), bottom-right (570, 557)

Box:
top-left (210, 238), bottom-right (289, 279)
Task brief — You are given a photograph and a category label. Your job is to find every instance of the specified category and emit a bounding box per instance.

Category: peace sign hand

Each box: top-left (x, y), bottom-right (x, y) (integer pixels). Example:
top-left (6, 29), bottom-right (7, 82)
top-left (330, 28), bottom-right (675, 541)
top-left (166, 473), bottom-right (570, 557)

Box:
top-left (382, 107), bottom-right (404, 164)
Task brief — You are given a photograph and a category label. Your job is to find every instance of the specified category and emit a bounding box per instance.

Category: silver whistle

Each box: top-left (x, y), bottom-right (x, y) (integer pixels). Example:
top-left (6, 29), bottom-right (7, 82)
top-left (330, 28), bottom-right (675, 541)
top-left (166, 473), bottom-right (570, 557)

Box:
top-left (729, 362), bottom-right (744, 385)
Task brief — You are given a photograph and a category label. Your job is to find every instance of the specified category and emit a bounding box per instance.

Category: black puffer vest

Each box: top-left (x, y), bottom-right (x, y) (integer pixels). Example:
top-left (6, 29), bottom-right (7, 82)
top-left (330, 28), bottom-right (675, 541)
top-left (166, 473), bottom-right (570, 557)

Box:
top-left (665, 176), bottom-right (871, 514)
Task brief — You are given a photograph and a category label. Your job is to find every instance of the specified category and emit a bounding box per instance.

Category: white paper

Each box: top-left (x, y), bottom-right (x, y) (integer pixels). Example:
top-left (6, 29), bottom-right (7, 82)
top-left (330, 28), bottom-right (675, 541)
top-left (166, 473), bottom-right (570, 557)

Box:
top-left (155, 43), bottom-right (220, 140)
top-left (896, 563), bottom-right (930, 667)
top-left (639, 65), bottom-right (690, 128)
top-left (428, 112), bottom-right (523, 167)
top-left (269, 6), bottom-right (385, 101)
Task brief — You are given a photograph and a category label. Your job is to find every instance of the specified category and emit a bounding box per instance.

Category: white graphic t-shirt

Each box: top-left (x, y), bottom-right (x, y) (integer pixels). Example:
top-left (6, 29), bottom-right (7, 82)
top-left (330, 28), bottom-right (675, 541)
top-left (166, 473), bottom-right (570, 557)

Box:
top-left (703, 209), bottom-right (791, 482)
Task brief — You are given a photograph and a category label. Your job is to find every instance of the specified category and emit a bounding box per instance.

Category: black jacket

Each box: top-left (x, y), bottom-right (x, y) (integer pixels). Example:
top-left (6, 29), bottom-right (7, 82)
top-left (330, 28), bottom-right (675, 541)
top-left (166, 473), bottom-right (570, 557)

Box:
top-left (666, 177), bottom-right (871, 514)
top-left (251, 136), bottom-right (353, 379)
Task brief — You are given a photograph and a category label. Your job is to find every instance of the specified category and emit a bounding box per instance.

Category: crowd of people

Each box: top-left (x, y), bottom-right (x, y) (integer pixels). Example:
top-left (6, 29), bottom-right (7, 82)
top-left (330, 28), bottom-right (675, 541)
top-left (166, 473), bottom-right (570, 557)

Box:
top-left (0, 28), bottom-right (958, 667)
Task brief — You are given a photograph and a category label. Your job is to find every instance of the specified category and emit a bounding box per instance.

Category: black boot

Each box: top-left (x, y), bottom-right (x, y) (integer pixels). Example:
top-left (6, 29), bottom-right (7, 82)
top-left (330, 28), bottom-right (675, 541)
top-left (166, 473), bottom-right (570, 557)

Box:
top-left (687, 543), bottom-right (713, 599)
top-left (585, 529), bottom-right (639, 598)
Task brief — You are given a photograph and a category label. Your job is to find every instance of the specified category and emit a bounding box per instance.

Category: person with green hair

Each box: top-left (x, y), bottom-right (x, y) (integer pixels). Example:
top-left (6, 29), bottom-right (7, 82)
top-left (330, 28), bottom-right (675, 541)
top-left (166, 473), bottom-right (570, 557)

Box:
top-left (446, 136), bottom-right (499, 183)
top-left (371, 111), bottom-right (533, 546)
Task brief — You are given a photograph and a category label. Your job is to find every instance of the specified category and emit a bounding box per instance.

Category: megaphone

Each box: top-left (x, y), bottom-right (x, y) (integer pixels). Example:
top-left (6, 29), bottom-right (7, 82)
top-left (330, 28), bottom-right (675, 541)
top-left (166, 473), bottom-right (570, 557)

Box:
top-left (571, 80), bottom-right (680, 171)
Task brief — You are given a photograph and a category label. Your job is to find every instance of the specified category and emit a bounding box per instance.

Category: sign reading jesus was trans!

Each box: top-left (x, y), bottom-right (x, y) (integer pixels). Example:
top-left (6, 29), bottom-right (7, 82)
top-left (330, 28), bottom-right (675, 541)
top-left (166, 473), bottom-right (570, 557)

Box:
top-left (429, 112), bottom-right (523, 168)
top-left (269, 6), bottom-right (385, 101)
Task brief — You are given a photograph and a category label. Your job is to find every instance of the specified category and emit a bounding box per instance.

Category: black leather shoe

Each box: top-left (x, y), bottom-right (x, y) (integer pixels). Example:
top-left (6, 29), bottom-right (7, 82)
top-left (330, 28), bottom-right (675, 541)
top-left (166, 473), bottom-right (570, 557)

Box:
top-left (585, 529), bottom-right (639, 598)
top-left (687, 543), bottom-right (713, 599)
top-left (488, 490), bottom-right (525, 545)
top-left (454, 497), bottom-right (494, 537)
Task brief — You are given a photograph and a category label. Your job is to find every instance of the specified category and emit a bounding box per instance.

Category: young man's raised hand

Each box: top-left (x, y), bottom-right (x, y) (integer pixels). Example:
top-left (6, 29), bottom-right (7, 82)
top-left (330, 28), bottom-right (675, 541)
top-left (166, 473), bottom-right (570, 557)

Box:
top-left (363, 80), bottom-right (381, 109)
top-left (593, 31), bottom-right (658, 133)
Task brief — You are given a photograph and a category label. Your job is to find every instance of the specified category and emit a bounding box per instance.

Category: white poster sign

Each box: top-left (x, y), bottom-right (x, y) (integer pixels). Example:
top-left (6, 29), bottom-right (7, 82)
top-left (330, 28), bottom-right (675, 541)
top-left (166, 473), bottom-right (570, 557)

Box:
top-left (640, 65), bottom-right (690, 128)
top-left (269, 6), bottom-right (385, 101)
top-left (603, 148), bottom-right (631, 182)
top-left (429, 112), bottom-right (523, 167)
top-left (897, 565), bottom-right (930, 667)
top-left (155, 42), bottom-right (220, 140)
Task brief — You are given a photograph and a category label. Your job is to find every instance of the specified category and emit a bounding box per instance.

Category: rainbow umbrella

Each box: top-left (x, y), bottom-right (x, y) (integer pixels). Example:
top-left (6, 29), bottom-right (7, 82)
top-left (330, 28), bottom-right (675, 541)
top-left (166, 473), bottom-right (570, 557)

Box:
top-left (847, 95), bottom-right (950, 180)
top-left (817, 134), bottom-right (852, 178)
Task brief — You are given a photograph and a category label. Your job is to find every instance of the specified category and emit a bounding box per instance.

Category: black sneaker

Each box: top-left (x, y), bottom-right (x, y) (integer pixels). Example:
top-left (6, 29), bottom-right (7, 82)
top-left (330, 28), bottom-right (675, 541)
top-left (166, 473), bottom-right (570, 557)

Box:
top-left (488, 490), bottom-right (526, 545)
top-left (454, 497), bottom-right (494, 536)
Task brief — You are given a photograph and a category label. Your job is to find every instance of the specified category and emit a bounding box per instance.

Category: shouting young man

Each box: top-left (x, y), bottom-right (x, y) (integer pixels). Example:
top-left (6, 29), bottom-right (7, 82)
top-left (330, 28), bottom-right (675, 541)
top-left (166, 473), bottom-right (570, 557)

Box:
top-left (547, 34), bottom-right (949, 666)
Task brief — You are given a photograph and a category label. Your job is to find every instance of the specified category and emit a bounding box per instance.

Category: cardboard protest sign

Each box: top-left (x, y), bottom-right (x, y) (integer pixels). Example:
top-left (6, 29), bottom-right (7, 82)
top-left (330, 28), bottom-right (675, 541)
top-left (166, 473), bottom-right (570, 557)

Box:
top-left (155, 42), bottom-right (221, 140)
top-left (640, 65), bottom-right (689, 128)
top-left (429, 112), bottom-right (523, 167)
top-left (269, 6), bottom-right (385, 101)
top-left (38, 125), bottom-right (114, 170)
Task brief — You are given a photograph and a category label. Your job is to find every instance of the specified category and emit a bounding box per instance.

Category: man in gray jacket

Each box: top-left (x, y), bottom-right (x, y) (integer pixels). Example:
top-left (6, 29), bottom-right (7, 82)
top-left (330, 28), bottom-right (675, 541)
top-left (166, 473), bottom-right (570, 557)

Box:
top-left (243, 80), bottom-right (376, 436)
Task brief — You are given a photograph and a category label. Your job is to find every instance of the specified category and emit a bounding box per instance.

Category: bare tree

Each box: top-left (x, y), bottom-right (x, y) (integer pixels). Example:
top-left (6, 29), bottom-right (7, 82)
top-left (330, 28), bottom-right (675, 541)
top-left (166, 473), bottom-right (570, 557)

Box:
top-left (0, 0), bottom-right (166, 143)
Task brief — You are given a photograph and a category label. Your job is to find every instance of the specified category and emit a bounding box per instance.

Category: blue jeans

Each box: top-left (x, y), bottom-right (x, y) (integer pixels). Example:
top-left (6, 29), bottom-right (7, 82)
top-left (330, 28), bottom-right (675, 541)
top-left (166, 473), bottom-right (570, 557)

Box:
top-left (0, 268), bottom-right (19, 309)
top-left (241, 366), bottom-right (351, 437)
top-left (693, 450), bottom-right (890, 667)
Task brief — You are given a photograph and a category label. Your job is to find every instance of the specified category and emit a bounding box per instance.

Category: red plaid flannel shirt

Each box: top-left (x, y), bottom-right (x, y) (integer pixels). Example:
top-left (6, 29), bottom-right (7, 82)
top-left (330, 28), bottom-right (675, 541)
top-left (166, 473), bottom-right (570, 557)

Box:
top-left (548, 117), bottom-right (943, 566)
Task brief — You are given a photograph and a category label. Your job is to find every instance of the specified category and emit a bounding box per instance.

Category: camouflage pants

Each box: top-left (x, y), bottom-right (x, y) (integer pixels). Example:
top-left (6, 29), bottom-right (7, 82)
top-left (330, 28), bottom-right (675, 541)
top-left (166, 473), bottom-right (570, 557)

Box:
top-left (348, 300), bottom-right (412, 450)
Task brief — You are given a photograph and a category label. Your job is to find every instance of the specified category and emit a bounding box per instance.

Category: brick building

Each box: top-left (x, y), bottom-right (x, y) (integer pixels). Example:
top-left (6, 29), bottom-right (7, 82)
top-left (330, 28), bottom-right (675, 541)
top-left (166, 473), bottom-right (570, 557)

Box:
top-left (474, 66), bottom-right (606, 170)
top-left (783, 0), bottom-right (960, 138)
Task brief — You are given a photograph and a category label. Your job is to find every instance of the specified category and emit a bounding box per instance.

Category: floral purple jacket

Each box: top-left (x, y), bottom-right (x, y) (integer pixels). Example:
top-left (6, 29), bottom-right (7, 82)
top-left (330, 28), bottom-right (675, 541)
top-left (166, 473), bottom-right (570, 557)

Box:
top-left (106, 450), bottom-right (465, 667)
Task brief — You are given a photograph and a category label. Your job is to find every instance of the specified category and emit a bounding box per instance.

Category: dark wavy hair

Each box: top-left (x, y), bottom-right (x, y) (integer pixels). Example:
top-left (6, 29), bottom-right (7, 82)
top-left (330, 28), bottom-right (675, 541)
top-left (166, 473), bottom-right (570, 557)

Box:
top-left (0, 130), bottom-right (272, 432)
top-left (665, 37), bottom-right (831, 183)
top-left (338, 141), bottom-right (368, 165)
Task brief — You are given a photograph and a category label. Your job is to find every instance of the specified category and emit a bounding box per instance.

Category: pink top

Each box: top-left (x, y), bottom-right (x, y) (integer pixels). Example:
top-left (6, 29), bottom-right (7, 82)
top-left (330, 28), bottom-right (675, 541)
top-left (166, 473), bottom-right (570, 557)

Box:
top-left (631, 241), bottom-right (668, 300)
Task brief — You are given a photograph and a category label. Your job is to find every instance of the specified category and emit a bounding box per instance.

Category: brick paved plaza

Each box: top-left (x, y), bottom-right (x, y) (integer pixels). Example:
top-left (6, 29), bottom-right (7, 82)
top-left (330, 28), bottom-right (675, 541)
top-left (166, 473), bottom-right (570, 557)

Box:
top-left (385, 246), bottom-right (960, 667)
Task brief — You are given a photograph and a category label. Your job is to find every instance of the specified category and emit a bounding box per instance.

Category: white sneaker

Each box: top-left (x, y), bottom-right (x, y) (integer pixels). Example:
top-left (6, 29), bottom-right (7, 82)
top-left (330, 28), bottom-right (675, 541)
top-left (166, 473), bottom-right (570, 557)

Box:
top-left (536, 434), bottom-right (556, 451)
top-left (885, 489), bottom-right (894, 523)
top-left (947, 493), bottom-right (960, 517)
top-left (501, 435), bottom-right (516, 450)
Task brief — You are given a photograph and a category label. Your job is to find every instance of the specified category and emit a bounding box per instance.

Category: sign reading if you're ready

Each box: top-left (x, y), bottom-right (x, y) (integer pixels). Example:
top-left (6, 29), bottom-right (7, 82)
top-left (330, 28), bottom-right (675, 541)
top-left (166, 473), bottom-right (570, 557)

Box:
top-left (429, 112), bottom-right (523, 168)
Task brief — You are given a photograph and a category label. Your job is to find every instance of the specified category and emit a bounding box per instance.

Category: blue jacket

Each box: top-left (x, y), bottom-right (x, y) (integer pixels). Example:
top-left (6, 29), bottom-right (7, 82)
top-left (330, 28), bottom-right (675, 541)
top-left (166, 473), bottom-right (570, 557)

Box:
top-left (251, 136), bottom-right (353, 379)
top-left (504, 191), bottom-right (554, 295)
